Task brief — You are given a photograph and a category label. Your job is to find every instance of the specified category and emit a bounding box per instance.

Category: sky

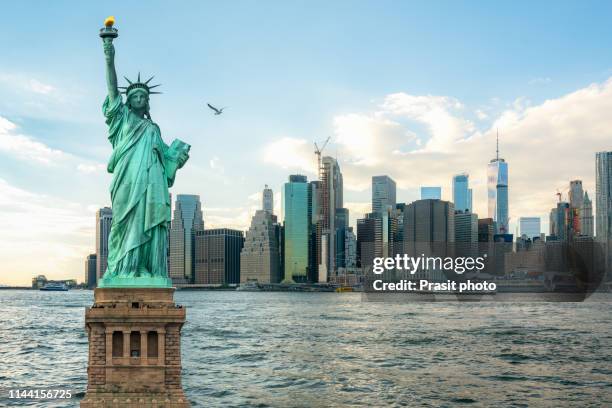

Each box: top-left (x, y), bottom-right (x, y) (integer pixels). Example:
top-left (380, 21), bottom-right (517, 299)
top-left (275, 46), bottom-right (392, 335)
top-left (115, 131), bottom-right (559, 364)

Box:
top-left (2, 1), bottom-right (612, 285)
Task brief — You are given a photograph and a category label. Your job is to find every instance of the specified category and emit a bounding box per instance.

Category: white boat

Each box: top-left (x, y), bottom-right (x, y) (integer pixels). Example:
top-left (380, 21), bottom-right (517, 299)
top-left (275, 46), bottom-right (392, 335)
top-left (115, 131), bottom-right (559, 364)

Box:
top-left (40, 282), bottom-right (69, 291)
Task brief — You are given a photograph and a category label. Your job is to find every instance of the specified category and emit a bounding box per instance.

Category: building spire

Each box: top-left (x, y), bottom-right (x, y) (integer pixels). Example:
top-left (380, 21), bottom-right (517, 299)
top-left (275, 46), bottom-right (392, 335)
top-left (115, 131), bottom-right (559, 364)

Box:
top-left (496, 128), bottom-right (499, 161)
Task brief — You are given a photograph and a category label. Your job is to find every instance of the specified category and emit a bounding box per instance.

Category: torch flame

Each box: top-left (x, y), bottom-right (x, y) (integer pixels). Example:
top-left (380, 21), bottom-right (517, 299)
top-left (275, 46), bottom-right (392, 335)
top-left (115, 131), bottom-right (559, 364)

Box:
top-left (104, 16), bottom-right (115, 27)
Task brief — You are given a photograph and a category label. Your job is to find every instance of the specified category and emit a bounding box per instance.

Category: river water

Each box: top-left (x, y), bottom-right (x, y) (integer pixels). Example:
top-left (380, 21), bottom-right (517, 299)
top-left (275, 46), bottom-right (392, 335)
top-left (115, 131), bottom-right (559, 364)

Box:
top-left (0, 290), bottom-right (611, 407)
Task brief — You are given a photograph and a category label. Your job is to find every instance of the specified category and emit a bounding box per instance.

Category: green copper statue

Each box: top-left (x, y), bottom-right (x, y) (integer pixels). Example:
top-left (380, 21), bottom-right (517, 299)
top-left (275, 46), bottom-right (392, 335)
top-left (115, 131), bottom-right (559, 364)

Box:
top-left (98, 17), bottom-right (190, 288)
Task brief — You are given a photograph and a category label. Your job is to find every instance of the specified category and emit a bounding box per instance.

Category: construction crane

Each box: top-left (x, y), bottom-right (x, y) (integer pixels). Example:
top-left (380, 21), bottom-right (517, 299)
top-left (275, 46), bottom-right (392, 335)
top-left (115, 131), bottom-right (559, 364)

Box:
top-left (314, 136), bottom-right (331, 180)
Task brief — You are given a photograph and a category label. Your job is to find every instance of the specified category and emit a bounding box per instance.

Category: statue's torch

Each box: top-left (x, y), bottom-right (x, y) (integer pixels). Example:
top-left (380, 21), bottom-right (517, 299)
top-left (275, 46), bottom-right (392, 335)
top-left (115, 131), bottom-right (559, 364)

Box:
top-left (99, 16), bottom-right (118, 42)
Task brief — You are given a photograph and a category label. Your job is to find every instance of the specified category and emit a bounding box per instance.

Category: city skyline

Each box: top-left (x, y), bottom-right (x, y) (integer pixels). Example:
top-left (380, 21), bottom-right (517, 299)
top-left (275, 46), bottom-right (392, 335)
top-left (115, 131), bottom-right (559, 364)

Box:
top-left (2, 3), bottom-right (612, 285)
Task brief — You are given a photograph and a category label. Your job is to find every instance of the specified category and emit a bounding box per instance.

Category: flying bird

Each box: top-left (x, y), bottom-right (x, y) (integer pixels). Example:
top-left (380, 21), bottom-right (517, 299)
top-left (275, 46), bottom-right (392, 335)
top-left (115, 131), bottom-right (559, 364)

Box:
top-left (207, 103), bottom-right (227, 115)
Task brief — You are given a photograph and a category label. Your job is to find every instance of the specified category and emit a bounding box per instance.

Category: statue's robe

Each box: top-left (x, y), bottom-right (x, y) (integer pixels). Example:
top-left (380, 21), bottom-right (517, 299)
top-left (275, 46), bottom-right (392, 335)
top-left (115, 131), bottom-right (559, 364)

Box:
top-left (102, 95), bottom-right (182, 279)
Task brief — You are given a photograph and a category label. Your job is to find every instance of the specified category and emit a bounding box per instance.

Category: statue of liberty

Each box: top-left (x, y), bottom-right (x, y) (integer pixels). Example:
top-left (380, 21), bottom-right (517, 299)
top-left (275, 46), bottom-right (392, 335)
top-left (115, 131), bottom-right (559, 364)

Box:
top-left (98, 17), bottom-right (190, 287)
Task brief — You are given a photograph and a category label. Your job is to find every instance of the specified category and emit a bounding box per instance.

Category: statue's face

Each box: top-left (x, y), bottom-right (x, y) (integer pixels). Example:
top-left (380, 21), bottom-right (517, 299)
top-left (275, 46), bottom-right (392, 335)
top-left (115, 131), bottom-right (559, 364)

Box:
top-left (128, 90), bottom-right (148, 110)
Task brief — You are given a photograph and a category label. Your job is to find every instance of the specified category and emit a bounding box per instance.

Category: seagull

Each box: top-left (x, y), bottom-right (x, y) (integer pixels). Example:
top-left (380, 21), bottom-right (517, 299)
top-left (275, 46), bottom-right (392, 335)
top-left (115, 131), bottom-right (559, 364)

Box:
top-left (207, 103), bottom-right (227, 115)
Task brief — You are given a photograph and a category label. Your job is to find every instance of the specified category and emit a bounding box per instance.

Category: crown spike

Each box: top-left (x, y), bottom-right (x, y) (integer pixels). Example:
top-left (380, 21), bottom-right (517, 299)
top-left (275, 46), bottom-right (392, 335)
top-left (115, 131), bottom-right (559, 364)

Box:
top-left (148, 84), bottom-right (162, 89)
top-left (123, 76), bottom-right (132, 85)
top-left (145, 75), bottom-right (155, 84)
top-left (149, 91), bottom-right (162, 94)
top-left (137, 72), bottom-right (141, 82)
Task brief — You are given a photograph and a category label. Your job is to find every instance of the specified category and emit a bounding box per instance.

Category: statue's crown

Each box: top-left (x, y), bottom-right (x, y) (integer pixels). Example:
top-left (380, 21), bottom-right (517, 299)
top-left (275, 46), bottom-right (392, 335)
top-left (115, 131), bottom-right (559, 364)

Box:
top-left (119, 73), bottom-right (161, 96)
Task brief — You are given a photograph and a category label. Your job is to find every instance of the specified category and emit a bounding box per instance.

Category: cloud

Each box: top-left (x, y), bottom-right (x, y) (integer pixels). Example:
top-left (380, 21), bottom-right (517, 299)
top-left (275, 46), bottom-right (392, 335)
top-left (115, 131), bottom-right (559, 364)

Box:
top-left (263, 78), bottom-right (612, 234)
top-left (0, 115), bottom-right (108, 176)
top-left (380, 93), bottom-right (475, 152)
top-left (28, 79), bottom-right (55, 94)
top-left (0, 73), bottom-right (55, 95)
top-left (262, 137), bottom-right (317, 174)
top-left (0, 178), bottom-right (93, 285)
top-left (77, 163), bottom-right (106, 174)
top-left (0, 116), bottom-right (67, 165)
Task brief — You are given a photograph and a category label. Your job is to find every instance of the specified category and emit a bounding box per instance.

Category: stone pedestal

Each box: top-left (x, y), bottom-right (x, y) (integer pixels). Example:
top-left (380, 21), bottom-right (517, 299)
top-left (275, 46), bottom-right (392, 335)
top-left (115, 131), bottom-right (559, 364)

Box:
top-left (81, 288), bottom-right (189, 407)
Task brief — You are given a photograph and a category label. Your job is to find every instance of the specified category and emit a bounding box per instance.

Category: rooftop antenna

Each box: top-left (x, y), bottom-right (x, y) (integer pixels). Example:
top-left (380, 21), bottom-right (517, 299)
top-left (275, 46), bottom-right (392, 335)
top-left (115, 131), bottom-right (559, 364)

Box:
top-left (314, 136), bottom-right (331, 180)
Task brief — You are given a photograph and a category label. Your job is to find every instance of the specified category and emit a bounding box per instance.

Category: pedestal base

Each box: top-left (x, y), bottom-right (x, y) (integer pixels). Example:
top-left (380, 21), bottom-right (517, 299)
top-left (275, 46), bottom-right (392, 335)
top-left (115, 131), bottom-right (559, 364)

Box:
top-left (81, 288), bottom-right (189, 407)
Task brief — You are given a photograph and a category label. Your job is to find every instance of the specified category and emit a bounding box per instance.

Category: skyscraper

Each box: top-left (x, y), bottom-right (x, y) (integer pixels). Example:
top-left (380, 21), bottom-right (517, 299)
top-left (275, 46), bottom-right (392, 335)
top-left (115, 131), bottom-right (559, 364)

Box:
top-left (596, 152), bottom-right (612, 241)
top-left (283, 175), bottom-right (310, 283)
top-left (568, 180), bottom-right (584, 234)
top-left (552, 202), bottom-right (571, 241)
top-left (357, 213), bottom-right (385, 270)
top-left (596, 151), bottom-right (612, 277)
top-left (95, 207), bottom-right (112, 282)
top-left (317, 156), bottom-right (343, 280)
top-left (452, 173), bottom-right (472, 213)
top-left (240, 210), bottom-right (281, 284)
top-left (455, 211), bottom-right (478, 258)
top-left (372, 175), bottom-right (396, 215)
top-left (569, 180), bottom-right (584, 209)
top-left (403, 199), bottom-right (455, 280)
top-left (420, 186), bottom-right (441, 200)
top-left (404, 199), bottom-right (455, 245)
top-left (487, 133), bottom-right (509, 233)
top-left (308, 180), bottom-right (320, 282)
top-left (195, 229), bottom-right (244, 285)
top-left (85, 253), bottom-right (97, 289)
top-left (519, 217), bottom-right (541, 240)
top-left (581, 191), bottom-right (594, 237)
top-left (262, 184), bottom-right (274, 214)
top-left (169, 194), bottom-right (204, 284)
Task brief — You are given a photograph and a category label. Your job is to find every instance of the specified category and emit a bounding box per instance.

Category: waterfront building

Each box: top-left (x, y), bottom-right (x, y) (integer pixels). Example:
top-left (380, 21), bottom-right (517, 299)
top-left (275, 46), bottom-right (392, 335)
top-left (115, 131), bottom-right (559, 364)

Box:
top-left (569, 180), bottom-right (584, 210)
top-left (316, 156), bottom-right (343, 280)
top-left (519, 217), bottom-right (541, 240)
top-left (337, 225), bottom-right (357, 268)
top-left (568, 180), bottom-right (583, 234)
top-left (487, 134), bottom-right (509, 234)
top-left (95, 207), bottom-right (112, 282)
top-left (420, 186), bottom-right (441, 200)
top-left (240, 210), bottom-right (281, 283)
top-left (393, 203), bottom-right (406, 244)
top-left (334, 208), bottom-right (354, 271)
top-left (551, 202), bottom-right (571, 241)
top-left (453, 173), bottom-right (473, 213)
top-left (283, 175), bottom-right (310, 283)
top-left (308, 180), bottom-right (320, 282)
top-left (404, 199), bottom-right (455, 245)
top-left (372, 175), bottom-right (396, 215)
top-left (263, 184), bottom-right (274, 214)
top-left (581, 191), bottom-right (594, 237)
top-left (85, 254), bottom-right (97, 289)
top-left (357, 213), bottom-right (385, 270)
top-left (455, 210), bottom-right (478, 258)
top-left (403, 199), bottom-right (455, 280)
top-left (194, 228), bottom-right (244, 285)
top-left (169, 194), bottom-right (204, 284)
top-left (596, 152), bottom-right (612, 241)
top-left (596, 151), bottom-right (612, 277)
top-left (478, 218), bottom-right (496, 243)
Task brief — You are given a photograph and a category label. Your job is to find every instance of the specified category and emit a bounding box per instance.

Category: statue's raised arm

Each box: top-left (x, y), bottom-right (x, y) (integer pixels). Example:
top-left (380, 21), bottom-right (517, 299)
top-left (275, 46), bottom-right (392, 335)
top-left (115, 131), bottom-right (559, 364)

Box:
top-left (100, 16), bottom-right (119, 100)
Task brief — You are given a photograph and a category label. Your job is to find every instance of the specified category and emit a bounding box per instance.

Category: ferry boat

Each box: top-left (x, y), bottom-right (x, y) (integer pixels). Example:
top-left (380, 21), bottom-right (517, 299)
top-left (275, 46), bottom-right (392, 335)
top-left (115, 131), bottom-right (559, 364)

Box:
top-left (236, 281), bottom-right (262, 291)
top-left (39, 282), bottom-right (69, 291)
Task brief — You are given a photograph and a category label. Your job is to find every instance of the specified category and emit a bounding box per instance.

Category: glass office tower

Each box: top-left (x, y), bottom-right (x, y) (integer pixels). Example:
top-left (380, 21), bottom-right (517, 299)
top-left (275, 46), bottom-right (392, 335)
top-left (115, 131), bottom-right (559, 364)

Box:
top-left (488, 158), bottom-right (509, 234)
top-left (420, 186), bottom-right (442, 200)
top-left (453, 173), bottom-right (472, 213)
top-left (283, 175), bottom-right (309, 282)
